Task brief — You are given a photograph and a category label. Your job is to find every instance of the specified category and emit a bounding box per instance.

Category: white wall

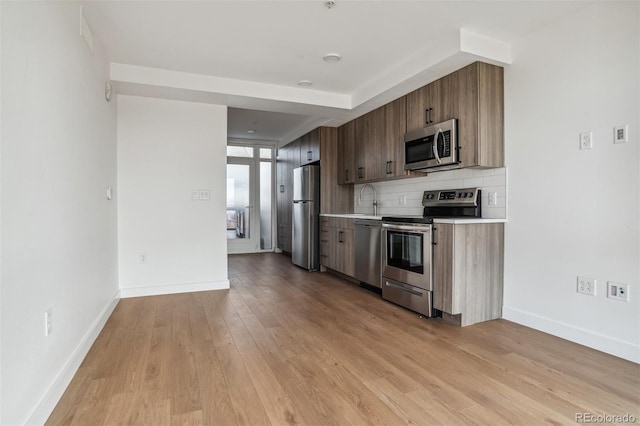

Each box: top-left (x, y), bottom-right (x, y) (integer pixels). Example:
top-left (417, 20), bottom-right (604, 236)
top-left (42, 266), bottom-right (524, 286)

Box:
top-left (1, 2), bottom-right (119, 424)
top-left (354, 167), bottom-right (507, 218)
top-left (503, 1), bottom-right (639, 362)
top-left (117, 96), bottom-right (229, 297)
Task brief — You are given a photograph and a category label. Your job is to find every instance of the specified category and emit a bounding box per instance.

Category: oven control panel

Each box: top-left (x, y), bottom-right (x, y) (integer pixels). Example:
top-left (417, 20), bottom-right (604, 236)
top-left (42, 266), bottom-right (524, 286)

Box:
top-left (422, 188), bottom-right (480, 206)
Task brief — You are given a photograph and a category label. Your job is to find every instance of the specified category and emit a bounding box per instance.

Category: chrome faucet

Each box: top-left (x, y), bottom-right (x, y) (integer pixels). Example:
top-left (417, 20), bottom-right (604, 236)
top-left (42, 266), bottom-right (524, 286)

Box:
top-left (359, 184), bottom-right (378, 216)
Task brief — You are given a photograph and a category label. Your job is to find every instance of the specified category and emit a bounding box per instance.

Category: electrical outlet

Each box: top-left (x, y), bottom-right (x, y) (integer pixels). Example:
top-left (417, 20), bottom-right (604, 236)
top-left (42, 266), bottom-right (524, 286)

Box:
top-left (488, 192), bottom-right (497, 206)
top-left (199, 190), bottom-right (210, 200)
top-left (579, 132), bottom-right (593, 150)
top-left (399, 195), bottom-right (407, 205)
top-left (139, 253), bottom-right (147, 264)
top-left (607, 281), bottom-right (629, 302)
top-left (614, 125), bottom-right (628, 144)
top-left (45, 308), bottom-right (53, 336)
top-left (577, 276), bottom-right (596, 296)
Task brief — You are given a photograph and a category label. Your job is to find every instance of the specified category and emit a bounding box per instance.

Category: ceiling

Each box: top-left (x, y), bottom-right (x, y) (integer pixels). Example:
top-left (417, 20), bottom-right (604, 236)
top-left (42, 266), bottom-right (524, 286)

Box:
top-left (81, 0), bottom-right (587, 145)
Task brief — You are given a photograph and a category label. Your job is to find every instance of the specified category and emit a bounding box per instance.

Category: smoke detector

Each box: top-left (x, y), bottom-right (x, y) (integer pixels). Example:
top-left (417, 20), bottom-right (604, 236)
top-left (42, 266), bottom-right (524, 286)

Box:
top-left (325, 1), bottom-right (336, 9)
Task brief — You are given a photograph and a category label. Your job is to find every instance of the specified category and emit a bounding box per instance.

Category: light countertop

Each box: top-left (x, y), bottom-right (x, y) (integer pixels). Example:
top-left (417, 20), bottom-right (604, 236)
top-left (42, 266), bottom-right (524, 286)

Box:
top-left (320, 213), bottom-right (383, 220)
top-left (320, 213), bottom-right (506, 224)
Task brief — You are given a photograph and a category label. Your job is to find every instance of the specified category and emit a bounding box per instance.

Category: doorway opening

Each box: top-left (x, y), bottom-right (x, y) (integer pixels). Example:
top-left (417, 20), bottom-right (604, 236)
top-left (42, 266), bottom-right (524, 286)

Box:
top-left (227, 143), bottom-right (275, 254)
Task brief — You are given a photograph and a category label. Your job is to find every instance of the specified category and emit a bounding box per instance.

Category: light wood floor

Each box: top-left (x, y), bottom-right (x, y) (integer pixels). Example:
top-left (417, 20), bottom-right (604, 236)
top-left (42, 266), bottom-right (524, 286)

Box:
top-left (47, 253), bottom-right (639, 425)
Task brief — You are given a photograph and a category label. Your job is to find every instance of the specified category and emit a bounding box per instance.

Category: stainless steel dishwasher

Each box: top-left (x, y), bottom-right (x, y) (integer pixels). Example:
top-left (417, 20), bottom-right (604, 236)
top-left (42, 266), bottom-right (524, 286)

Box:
top-left (354, 219), bottom-right (382, 288)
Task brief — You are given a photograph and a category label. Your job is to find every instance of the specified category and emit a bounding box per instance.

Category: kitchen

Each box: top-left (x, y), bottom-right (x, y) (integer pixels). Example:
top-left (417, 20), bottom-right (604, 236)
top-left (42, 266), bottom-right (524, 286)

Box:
top-left (1, 1), bottom-right (638, 425)
top-left (281, 61), bottom-right (507, 326)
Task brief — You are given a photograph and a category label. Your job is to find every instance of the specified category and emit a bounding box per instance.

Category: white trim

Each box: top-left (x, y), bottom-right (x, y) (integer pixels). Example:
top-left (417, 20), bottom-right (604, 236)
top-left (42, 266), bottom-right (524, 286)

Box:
top-left (25, 290), bottom-right (121, 425)
top-left (503, 306), bottom-right (640, 364)
top-left (119, 280), bottom-right (230, 299)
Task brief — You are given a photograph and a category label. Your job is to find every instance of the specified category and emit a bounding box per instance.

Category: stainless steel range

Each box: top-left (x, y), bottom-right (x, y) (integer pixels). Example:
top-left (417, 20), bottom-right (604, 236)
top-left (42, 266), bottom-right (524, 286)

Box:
top-left (381, 188), bottom-right (481, 317)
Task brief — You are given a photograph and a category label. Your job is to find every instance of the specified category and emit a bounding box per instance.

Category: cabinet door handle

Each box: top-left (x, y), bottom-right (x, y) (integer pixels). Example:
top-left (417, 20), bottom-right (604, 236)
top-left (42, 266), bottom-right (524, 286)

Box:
top-left (307, 150), bottom-right (312, 161)
top-left (358, 167), bottom-right (363, 179)
top-left (345, 170), bottom-right (349, 182)
top-left (338, 231), bottom-right (344, 243)
top-left (280, 185), bottom-right (284, 193)
top-left (432, 227), bottom-right (437, 245)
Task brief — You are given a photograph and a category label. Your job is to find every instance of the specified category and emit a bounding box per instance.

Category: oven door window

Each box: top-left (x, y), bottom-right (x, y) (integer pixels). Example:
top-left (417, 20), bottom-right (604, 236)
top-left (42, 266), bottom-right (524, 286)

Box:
top-left (386, 230), bottom-right (423, 274)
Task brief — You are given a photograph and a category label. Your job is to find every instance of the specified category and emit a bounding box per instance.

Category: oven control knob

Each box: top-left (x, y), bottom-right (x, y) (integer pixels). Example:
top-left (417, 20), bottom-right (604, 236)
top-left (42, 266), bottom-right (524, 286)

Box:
top-left (467, 192), bottom-right (473, 198)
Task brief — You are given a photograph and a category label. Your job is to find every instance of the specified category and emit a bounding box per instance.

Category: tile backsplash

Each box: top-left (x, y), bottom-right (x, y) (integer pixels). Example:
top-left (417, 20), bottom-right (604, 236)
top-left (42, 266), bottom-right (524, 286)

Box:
top-left (354, 167), bottom-right (507, 219)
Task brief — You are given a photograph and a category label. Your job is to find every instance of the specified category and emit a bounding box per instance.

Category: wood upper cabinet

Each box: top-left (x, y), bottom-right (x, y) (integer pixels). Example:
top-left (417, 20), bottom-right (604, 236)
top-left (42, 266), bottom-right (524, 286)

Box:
top-left (337, 121), bottom-right (356, 185)
top-left (382, 97), bottom-right (407, 178)
top-left (432, 222), bottom-right (504, 326)
top-left (407, 62), bottom-right (504, 169)
top-left (301, 128), bottom-right (320, 165)
top-left (321, 127), bottom-right (353, 213)
top-left (348, 97), bottom-right (407, 184)
top-left (355, 106), bottom-right (384, 183)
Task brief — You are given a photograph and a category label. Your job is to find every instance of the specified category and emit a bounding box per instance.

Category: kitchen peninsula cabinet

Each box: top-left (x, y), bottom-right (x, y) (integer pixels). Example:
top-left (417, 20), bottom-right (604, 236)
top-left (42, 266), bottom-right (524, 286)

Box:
top-left (432, 222), bottom-right (504, 326)
top-left (406, 61), bottom-right (504, 169)
top-left (320, 216), bottom-right (354, 277)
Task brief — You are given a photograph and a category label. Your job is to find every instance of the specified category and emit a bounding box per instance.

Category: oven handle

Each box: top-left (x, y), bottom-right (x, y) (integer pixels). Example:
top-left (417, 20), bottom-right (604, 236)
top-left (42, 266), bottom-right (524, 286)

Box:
top-left (385, 281), bottom-right (424, 297)
top-left (433, 127), bottom-right (443, 164)
top-left (382, 223), bottom-right (432, 232)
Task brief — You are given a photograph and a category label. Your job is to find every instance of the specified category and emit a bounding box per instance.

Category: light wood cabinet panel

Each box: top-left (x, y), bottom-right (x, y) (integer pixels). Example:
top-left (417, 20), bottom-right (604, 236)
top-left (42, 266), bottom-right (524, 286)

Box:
top-left (433, 223), bottom-right (504, 326)
top-left (406, 61), bottom-right (504, 169)
top-left (319, 216), bottom-right (355, 277)
top-left (337, 121), bottom-right (356, 184)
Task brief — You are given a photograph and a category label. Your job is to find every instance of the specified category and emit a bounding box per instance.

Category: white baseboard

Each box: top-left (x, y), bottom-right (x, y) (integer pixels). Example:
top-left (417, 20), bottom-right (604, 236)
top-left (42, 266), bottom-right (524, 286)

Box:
top-left (119, 279), bottom-right (230, 298)
top-left (503, 306), bottom-right (639, 364)
top-left (26, 290), bottom-right (121, 425)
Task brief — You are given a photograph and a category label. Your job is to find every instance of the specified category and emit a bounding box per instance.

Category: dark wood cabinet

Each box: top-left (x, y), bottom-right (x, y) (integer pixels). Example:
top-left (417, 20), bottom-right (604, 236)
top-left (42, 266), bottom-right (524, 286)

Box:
top-left (355, 106), bottom-right (384, 183)
top-left (382, 97), bottom-right (407, 178)
top-left (300, 128), bottom-right (320, 165)
top-left (276, 145), bottom-right (293, 253)
top-left (337, 121), bottom-right (356, 185)
top-left (320, 127), bottom-right (353, 214)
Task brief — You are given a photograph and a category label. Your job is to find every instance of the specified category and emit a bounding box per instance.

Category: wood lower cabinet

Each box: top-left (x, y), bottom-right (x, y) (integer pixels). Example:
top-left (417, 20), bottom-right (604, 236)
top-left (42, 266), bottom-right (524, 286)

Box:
top-left (433, 222), bottom-right (504, 326)
top-left (320, 217), bottom-right (354, 277)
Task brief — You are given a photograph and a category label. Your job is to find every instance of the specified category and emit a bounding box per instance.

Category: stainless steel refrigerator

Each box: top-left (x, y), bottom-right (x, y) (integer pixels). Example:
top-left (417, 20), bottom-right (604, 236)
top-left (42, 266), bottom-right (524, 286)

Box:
top-left (292, 165), bottom-right (320, 271)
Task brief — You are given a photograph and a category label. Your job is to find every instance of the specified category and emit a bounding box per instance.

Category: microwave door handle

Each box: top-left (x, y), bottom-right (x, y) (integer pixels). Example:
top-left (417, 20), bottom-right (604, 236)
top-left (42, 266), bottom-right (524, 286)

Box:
top-left (432, 128), bottom-right (443, 164)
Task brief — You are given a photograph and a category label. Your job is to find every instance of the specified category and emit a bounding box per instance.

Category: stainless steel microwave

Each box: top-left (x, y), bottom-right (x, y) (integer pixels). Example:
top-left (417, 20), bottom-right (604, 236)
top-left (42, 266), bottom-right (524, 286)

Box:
top-left (403, 118), bottom-right (458, 170)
